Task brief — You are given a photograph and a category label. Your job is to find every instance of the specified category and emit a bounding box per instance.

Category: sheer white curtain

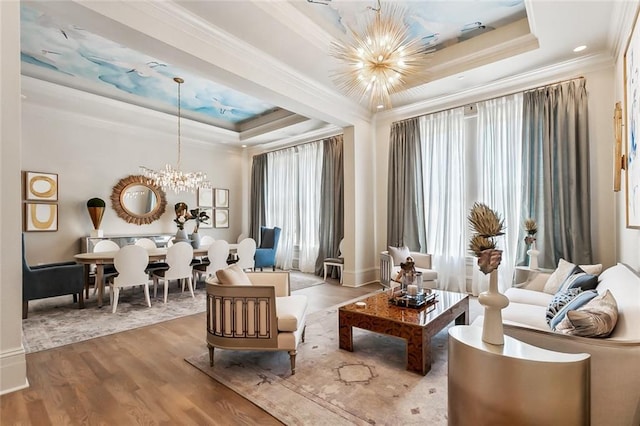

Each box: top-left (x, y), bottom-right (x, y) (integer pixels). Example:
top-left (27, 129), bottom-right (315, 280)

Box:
top-left (266, 148), bottom-right (298, 270)
top-left (297, 142), bottom-right (323, 272)
top-left (420, 108), bottom-right (467, 293)
top-left (265, 143), bottom-right (323, 271)
top-left (471, 94), bottom-right (524, 295)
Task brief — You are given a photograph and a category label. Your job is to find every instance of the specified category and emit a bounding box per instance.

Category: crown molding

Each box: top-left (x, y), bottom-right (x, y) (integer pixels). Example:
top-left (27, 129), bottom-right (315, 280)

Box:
top-left (609, 0), bottom-right (640, 58)
top-left (74, 0), bottom-right (370, 128)
top-left (377, 52), bottom-right (614, 123)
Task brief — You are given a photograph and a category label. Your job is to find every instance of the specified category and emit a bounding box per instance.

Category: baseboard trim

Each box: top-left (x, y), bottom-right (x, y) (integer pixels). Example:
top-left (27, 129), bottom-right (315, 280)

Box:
top-left (0, 346), bottom-right (28, 395)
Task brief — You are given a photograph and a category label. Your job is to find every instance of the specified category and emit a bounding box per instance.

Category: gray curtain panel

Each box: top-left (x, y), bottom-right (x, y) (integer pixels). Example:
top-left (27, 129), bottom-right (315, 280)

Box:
top-left (249, 153), bottom-right (268, 243)
top-left (387, 118), bottom-right (427, 252)
top-left (315, 135), bottom-right (344, 277)
top-left (521, 78), bottom-right (592, 267)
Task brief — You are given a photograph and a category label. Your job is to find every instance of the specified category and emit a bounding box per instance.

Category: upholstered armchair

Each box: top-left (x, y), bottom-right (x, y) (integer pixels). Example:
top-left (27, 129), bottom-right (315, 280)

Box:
top-left (254, 226), bottom-right (281, 271)
top-left (22, 234), bottom-right (84, 319)
top-left (206, 269), bottom-right (308, 374)
top-left (380, 246), bottom-right (438, 289)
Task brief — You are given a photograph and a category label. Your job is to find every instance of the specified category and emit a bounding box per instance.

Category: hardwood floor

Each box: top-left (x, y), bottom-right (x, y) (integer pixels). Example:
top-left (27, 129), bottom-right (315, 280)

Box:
top-left (1, 278), bottom-right (380, 425)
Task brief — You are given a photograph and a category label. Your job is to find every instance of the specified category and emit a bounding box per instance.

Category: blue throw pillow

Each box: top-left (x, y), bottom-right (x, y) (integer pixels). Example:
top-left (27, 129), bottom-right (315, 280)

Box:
top-left (546, 288), bottom-right (582, 325)
top-left (556, 265), bottom-right (598, 293)
top-left (549, 290), bottom-right (599, 330)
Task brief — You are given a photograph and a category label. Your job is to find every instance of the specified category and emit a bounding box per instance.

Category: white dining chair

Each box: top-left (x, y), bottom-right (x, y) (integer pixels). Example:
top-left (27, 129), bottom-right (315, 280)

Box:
top-left (91, 240), bottom-right (120, 296)
top-left (152, 242), bottom-right (194, 303)
top-left (323, 238), bottom-right (344, 284)
top-left (236, 238), bottom-right (256, 271)
top-left (110, 245), bottom-right (151, 313)
top-left (200, 235), bottom-right (215, 247)
top-left (135, 238), bottom-right (157, 250)
top-left (236, 233), bottom-right (248, 243)
top-left (193, 240), bottom-right (229, 284)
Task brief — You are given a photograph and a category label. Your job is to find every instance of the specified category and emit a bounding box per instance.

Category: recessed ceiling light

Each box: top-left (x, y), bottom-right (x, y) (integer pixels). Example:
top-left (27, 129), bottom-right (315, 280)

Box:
top-left (377, 104), bottom-right (384, 109)
top-left (573, 45), bottom-right (587, 53)
top-left (241, 144), bottom-right (247, 148)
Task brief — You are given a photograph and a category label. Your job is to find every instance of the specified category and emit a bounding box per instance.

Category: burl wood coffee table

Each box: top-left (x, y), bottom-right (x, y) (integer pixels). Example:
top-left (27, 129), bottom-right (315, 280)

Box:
top-left (339, 290), bottom-right (469, 375)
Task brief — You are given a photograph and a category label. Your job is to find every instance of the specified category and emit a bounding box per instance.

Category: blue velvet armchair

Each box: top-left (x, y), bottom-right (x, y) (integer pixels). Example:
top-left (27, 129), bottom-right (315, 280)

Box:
top-left (254, 226), bottom-right (281, 271)
top-left (22, 234), bottom-right (85, 319)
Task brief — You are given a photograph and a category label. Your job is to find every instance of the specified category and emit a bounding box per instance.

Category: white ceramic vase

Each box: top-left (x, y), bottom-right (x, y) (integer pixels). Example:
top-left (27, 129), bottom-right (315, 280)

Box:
top-left (527, 241), bottom-right (540, 270)
top-left (174, 229), bottom-right (189, 243)
top-left (478, 269), bottom-right (510, 345)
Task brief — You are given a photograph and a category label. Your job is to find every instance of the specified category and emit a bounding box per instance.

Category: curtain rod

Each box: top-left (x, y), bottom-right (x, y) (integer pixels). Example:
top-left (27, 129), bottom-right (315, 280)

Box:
top-left (395, 76), bottom-right (585, 125)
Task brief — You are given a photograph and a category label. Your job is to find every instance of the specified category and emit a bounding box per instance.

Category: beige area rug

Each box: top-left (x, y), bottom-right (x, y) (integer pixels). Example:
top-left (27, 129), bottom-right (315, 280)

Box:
top-left (186, 298), bottom-right (481, 425)
top-left (22, 272), bottom-right (323, 353)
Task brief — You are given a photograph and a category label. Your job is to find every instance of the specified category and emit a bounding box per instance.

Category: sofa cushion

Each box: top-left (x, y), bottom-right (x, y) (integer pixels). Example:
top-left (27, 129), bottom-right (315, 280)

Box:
top-left (556, 265), bottom-right (599, 293)
top-left (505, 287), bottom-right (554, 307)
top-left (275, 295), bottom-right (308, 332)
top-left (543, 258), bottom-right (603, 294)
top-left (216, 264), bottom-right (252, 286)
top-left (500, 302), bottom-right (550, 331)
top-left (549, 290), bottom-right (599, 330)
top-left (388, 246), bottom-right (411, 265)
top-left (556, 290), bottom-right (619, 337)
top-left (596, 263), bottom-right (640, 340)
top-left (546, 288), bottom-right (583, 325)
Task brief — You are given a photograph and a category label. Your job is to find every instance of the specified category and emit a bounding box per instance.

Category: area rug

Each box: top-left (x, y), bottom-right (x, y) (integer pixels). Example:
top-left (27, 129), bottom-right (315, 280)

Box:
top-left (22, 272), bottom-right (321, 353)
top-left (186, 305), bottom-right (461, 425)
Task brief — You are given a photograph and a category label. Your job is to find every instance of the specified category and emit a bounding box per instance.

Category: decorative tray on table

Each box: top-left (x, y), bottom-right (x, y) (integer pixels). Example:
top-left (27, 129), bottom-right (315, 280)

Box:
top-left (389, 289), bottom-right (436, 309)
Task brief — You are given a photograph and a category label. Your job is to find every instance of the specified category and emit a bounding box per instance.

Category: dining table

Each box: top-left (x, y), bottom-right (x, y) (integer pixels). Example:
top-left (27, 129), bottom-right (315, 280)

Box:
top-left (74, 244), bottom-right (236, 308)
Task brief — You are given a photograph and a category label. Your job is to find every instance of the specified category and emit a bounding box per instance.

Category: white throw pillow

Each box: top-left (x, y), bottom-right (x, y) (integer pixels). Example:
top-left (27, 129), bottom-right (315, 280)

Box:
top-left (216, 264), bottom-right (252, 286)
top-left (388, 246), bottom-right (411, 265)
top-left (543, 258), bottom-right (603, 294)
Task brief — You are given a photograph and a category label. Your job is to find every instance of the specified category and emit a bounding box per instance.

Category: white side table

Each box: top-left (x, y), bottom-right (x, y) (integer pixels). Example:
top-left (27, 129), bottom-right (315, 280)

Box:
top-left (513, 265), bottom-right (554, 287)
top-left (448, 325), bottom-right (590, 425)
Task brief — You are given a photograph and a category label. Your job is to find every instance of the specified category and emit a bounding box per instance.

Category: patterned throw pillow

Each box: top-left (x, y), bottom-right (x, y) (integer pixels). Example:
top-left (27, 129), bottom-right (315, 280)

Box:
top-left (555, 290), bottom-right (619, 337)
top-left (556, 265), bottom-right (599, 293)
top-left (388, 245), bottom-right (411, 265)
top-left (549, 290), bottom-right (599, 330)
top-left (543, 259), bottom-right (603, 294)
top-left (546, 288), bottom-right (583, 326)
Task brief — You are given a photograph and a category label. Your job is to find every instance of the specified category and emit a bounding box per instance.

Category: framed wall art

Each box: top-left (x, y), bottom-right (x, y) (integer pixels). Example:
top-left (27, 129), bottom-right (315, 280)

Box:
top-left (214, 188), bottom-right (229, 208)
top-left (624, 11), bottom-right (640, 228)
top-left (24, 171), bottom-right (58, 201)
top-left (199, 207), bottom-right (214, 229)
top-left (198, 187), bottom-right (213, 207)
top-left (214, 208), bottom-right (229, 228)
top-left (24, 203), bottom-right (58, 232)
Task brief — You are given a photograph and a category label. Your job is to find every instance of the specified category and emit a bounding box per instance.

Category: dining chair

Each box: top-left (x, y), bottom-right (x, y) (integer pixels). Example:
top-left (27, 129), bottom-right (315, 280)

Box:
top-left (323, 238), bottom-right (344, 284)
top-left (90, 240), bottom-right (120, 297)
top-left (135, 237), bottom-right (168, 275)
top-left (236, 238), bottom-right (257, 271)
top-left (200, 235), bottom-right (215, 247)
top-left (110, 245), bottom-right (151, 313)
top-left (193, 240), bottom-right (229, 284)
top-left (237, 233), bottom-right (247, 243)
top-left (152, 242), bottom-right (194, 303)
top-left (254, 226), bottom-right (281, 271)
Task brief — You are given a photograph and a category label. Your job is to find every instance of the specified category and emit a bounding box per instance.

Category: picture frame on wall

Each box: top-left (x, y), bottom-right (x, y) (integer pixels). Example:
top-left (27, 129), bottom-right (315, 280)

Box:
top-left (24, 203), bottom-right (58, 232)
top-left (214, 188), bottom-right (229, 208)
top-left (214, 208), bottom-right (229, 228)
top-left (24, 171), bottom-right (58, 201)
top-left (198, 187), bottom-right (213, 207)
top-left (624, 11), bottom-right (640, 228)
top-left (199, 207), bottom-right (214, 229)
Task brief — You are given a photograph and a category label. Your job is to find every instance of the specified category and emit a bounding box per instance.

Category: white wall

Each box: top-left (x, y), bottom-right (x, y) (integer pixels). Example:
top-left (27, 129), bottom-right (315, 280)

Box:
top-left (1, 0), bottom-right (28, 395)
top-left (374, 61), bottom-right (617, 271)
top-left (21, 77), bottom-right (244, 264)
top-left (614, 5), bottom-right (640, 271)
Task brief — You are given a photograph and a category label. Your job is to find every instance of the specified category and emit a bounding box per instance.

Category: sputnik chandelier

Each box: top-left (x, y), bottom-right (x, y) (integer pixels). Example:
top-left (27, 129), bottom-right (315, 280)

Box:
top-left (140, 77), bottom-right (210, 193)
top-left (329, 0), bottom-right (430, 110)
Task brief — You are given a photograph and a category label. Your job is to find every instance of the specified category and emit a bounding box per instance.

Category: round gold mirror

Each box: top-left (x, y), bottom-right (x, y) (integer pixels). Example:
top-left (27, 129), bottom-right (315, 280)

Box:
top-left (110, 175), bottom-right (167, 225)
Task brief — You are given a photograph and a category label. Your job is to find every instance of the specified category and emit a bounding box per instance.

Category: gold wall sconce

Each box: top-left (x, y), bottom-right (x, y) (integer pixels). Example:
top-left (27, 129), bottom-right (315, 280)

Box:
top-left (614, 101), bottom-right (626, 192)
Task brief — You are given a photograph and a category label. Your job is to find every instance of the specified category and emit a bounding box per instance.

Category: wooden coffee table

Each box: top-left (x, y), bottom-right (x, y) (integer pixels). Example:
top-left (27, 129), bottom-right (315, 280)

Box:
top-left (338, 289), bottom-right (469, 375)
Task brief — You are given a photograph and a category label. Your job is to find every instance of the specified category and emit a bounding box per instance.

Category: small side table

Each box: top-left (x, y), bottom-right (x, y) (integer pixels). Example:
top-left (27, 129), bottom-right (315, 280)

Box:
top-left (448, 325), bottom-right (590, 425)
top-left (513, 265), bottom-right (553, 287)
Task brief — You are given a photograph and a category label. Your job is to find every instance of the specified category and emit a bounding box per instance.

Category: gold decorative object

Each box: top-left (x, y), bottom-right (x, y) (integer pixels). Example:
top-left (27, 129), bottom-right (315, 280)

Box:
top-left (140, 77), bottom-right (210, 193)
top-left (329, 0), bottom-right (431, 110)
top-left (613, 101), bottom-right (625, 192)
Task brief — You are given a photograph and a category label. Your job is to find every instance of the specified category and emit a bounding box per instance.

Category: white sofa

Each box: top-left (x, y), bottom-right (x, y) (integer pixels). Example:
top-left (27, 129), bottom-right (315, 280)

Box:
top-left (473, 263), bottom-right (640, 426)
top-left (380, 250), bottom-right (438, 288)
